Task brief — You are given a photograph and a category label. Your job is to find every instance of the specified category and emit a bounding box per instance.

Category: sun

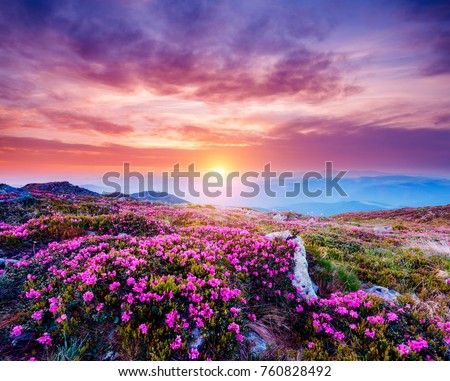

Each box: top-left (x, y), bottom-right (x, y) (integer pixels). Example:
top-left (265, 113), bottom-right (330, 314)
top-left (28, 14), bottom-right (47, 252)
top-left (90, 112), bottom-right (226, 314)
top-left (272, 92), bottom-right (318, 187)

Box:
top-left (212, 167), bottom-right (226, 175)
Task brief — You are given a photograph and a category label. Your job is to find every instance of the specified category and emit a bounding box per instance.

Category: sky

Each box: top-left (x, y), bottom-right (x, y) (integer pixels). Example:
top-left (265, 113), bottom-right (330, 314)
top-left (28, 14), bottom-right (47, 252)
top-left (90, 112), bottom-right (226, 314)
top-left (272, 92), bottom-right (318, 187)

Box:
top-left (0, 0), bottom-right (450, 186)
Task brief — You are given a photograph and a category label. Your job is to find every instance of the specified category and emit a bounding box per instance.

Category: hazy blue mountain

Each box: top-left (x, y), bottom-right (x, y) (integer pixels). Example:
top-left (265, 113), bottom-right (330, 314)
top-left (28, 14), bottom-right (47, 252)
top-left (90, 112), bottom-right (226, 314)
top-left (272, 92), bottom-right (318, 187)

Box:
top-left (345, 177), bottom-right (450, 207)
top-left (269, 176), bottom-right (450, 212)
top-left (130, 191), bottom-right (189, 204)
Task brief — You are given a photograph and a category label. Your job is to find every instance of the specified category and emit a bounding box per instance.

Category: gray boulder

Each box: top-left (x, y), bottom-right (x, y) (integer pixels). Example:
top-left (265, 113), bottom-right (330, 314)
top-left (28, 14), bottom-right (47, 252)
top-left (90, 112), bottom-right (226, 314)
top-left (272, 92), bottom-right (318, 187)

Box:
top-left (246, 331), bottom-right (271, 356)
top-left (365, 285), bottom-right (401, 301)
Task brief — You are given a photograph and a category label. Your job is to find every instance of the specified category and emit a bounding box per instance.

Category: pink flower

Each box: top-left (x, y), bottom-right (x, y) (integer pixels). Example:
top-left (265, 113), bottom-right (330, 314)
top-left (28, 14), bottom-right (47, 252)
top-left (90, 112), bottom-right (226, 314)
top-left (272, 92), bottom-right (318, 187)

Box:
top-left (83, 291), bottom-right (94, 302)
top-left (31, 310), bottom-right (43, 320)
top-left (349, 310), bottom-right (359, 318)
top-left (139, 324), bottom-right (148, 334)
top-left (188, 349), bottom-right (199, 359)
top-left (408, 338), bottom-right (428, 352)
top-left (165, 310), bottom-right (180, 328)
top-left (25, 289), bottom-right (41, 299)
top-left (121, 311), bottom-right (132, 322)
top-left (295, 305), bottom-right (304, 313)
top-left (210, 291), bottom-right (219, 300)
top-left (227, 322), bottom-right (240, 334)
top-left (367, 315), bottom-right (384, 325)
top-left (207, 278), bottom-right (222, 287)
top-left (109, 281), bottom-right (121, 291)
top-left (37, 332), bottom-right (52, 346)
top-left (190, 293), bottom-right (203, 303)
top-left (236, 334), bottom-right (244, 342)
top-left (170, 335), bottom-right (183, 350)
top-left (335, 307), bottom-right (348, 315)
top-left (349, 324), bottom-right (357, 330)
top-left (365, 329), bottom-right (376, 338)
top-left (11, 325), bottom-right (23, 337)
top-left (387, 312), bottom-right (398, 321)
top-left (396, 344), bottom-right (410, 356)
top-left (230, 307), bottom-right (241, 317)
top-left (56, 314), bottom-right (67, 323)
top-left (307, 342), bottom-right (314, 349)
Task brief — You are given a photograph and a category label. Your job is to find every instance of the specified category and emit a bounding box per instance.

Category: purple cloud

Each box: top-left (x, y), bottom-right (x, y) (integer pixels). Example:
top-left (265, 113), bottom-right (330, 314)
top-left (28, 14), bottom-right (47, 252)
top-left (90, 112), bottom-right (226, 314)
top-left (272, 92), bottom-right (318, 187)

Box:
top-left (0, 0), bottom-right (356, 102)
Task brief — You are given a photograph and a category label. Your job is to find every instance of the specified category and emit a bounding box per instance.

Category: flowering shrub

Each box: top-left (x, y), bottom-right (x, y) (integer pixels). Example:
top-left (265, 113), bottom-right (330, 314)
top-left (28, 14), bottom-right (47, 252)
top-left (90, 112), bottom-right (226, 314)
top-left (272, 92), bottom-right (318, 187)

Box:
top-left (294, 291), bottom-right (450, 360)
top-left (4, 225), bottom-right (299, 360)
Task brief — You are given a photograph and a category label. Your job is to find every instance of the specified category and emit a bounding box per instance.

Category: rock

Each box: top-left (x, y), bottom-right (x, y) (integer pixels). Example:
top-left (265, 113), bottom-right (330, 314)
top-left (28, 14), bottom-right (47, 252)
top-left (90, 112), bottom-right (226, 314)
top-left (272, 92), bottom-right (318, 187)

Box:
top-left (12, 332), bottom-right (34, 347)
top-left (102, 350), bottom-right (119, 361)
top-left (373, 226), bottom-right (392, 234)
top-left (246, 331), bottom-right (270, 356)
top-left (272, 213), bottom-right (286, 222)
top-left (265, 231), bottom-right (317, 300)
top-left (365, 285), bottom-right (401, 301)
top-left (0, 258), bottom-right (19, 269)
top-left (189, 327), bottom-right (204, 350)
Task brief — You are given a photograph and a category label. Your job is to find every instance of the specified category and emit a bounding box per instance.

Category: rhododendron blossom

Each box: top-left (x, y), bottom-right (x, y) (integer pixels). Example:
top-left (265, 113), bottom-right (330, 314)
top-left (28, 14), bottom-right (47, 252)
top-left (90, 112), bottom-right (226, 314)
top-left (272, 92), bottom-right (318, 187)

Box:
top-left (37, 333), bottom-right (52, 346)
top-left (83, 291), bottom-right (94, 302)
top-left (11, 326), bottom-right (23, 336)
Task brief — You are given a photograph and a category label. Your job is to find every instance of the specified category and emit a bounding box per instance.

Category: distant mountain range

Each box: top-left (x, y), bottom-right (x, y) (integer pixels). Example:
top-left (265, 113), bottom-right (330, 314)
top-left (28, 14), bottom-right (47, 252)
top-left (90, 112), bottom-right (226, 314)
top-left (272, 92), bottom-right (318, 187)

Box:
top-left (129, 191), bottom-right (189, 204)
top-left (269, 175), bottom-right (450, 216)
top-left (2, 175), bottom-right (450, 215)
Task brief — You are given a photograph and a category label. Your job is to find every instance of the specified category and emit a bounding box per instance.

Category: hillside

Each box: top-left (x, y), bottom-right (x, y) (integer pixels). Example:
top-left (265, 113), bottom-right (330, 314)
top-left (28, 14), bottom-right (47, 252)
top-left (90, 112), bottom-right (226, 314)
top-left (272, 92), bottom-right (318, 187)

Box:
top-left (0, 191), bottom-right (449, 361)
top-left (333, 204), bottom-right (450, 229)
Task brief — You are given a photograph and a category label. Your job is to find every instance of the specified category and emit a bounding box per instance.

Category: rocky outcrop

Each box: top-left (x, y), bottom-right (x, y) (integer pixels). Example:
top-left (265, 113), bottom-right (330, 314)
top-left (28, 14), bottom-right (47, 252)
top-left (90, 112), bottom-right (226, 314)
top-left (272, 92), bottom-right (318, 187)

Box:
top-left (23, 181), bottom-right (100, 197)
top-left (265, 231), bottom-right (317, 300)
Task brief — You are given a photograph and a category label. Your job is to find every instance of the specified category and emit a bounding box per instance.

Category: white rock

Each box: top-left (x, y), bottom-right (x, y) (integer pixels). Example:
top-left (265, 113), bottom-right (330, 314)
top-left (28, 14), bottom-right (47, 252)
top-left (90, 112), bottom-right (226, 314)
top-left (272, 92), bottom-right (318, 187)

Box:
top-left (272, 213), bottom-right (286, 221)
top-left (265, 231), bottom-right (317, 299)
top-left (365, 285), bottom-right (400, 301)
